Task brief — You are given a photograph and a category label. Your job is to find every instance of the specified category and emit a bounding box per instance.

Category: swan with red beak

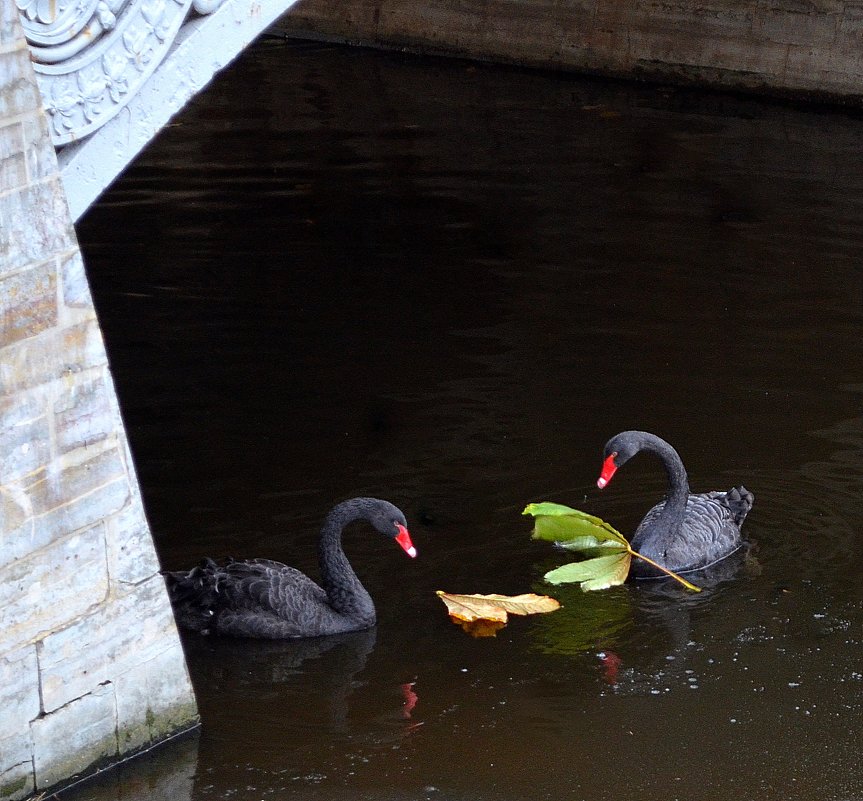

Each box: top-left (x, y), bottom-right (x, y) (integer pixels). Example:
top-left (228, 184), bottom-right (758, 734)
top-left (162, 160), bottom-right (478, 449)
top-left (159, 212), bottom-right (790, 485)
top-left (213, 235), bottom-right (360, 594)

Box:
top-left (164, 497), bottom-right (416, 638)
top-left (595, 431), bottom-right (754, 577)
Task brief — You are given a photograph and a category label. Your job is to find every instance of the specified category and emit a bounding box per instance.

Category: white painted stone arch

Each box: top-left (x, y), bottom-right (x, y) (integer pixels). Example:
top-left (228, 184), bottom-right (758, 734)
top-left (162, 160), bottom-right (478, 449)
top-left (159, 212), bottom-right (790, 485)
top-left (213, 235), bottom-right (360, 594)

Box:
top-left (17, 0), bottom-right (300, 220)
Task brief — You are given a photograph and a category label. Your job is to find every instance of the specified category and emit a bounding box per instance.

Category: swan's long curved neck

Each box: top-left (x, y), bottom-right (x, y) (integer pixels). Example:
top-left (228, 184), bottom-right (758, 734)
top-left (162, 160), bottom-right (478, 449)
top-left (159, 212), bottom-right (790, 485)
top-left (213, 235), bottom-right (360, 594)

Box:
top-left (318, 502), bottom-right (375, 618)
top-left (641, 435), bottom-right (690, 526)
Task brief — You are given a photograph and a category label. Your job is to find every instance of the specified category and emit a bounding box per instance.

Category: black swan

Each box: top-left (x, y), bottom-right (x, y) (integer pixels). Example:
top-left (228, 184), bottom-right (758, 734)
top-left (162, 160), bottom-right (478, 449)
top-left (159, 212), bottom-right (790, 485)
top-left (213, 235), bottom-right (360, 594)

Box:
top-left (596, 431), bottom-right (753, 577)
top-left (164, 497), bottom-right (416, 638)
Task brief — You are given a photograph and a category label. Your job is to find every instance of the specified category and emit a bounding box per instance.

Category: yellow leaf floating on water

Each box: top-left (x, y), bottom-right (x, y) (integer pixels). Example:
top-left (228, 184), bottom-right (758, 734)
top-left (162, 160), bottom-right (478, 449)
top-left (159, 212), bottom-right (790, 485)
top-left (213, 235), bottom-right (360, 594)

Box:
top-left (459, 617), bottom-right (508, 638)
top-left (436, 591), bottom-right (561, 638)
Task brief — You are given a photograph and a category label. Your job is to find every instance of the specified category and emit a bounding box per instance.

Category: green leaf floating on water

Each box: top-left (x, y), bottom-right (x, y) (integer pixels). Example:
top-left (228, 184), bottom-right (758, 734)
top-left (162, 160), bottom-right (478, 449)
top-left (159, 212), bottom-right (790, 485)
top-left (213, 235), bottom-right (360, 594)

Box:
top-left (544, 551), bottom-right (632, 591)
top-left (525, 502), bottom-right (628, 547)
top-left (523, 502), bottom-right (701, 593)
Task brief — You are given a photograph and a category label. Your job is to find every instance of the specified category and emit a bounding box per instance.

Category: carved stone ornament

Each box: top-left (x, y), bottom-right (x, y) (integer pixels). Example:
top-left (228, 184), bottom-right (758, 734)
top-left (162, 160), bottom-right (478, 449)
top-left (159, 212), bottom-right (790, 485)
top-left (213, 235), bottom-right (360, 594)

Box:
top-left (21, 0), bottom-right (224, 145)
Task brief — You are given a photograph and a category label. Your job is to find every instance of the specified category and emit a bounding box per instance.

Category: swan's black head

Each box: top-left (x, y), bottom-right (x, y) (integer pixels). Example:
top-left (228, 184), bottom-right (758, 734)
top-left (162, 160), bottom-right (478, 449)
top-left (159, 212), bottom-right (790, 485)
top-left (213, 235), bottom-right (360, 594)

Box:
top-left (597, 430), bottom-right (654, 489)
top-left (355, 497), bottom-right (417, 558)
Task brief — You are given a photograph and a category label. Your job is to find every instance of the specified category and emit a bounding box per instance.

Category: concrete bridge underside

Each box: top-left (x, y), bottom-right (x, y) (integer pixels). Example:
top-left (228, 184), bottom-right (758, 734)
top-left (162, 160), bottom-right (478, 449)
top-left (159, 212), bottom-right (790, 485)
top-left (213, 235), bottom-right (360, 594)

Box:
top-left (25, 0), bottom-right (863, 222)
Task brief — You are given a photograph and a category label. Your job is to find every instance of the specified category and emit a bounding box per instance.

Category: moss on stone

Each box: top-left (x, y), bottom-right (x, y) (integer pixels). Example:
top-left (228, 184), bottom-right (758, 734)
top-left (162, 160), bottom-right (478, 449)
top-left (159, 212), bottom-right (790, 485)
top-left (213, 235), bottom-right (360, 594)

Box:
top-left (0, 776), bottom-right (28, 800)
top-left (116, 700), bottom-right (199, 756)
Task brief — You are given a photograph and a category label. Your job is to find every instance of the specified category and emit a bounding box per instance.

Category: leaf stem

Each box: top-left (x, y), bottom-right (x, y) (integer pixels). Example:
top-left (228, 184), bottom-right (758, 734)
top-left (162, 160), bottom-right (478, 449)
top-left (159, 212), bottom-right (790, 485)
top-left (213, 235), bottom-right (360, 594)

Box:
top-left (627, 548), bottom-right (702, 592)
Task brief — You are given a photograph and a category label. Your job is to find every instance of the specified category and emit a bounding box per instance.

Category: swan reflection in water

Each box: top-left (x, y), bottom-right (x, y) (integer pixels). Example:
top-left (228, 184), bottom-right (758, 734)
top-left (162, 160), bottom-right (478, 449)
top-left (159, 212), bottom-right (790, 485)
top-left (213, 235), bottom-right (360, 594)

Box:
top-left (181, 626), bottom-right (426, 796)
top-left (185, 627), bottom-right (380, 730)
top-left (602, 545), bottom-right (759, 695)
top-left (531, 542), bottom-right (758, 690)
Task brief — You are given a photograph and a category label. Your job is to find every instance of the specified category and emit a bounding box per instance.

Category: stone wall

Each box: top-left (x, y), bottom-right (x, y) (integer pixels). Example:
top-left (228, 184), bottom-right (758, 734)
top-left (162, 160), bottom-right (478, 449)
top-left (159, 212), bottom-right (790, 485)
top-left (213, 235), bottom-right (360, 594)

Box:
top-left (277, 0), bottom-right (863, 103)
top-left (0, 3), bottom-right (198, 799)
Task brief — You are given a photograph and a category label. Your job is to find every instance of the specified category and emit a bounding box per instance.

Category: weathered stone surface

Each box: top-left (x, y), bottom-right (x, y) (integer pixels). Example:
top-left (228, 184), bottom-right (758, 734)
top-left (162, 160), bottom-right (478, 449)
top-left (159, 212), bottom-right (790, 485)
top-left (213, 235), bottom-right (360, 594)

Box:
top-left (3, 473), bottom-right (129, 567)
top-left (275, 0), bottom-right (863, 102)
top-left (0, 646), bottom-right (39, 741)
top-left (20, 114), bottom-right (58, 184)
top-left (1, 4), bottom-right (196, 794)
top-left (31, 684), bottom-right (118, 790)
top-left (0, 0), bottom-right (19, 39)
top-left (0, 736), bottom-right (34, 801)
top-left (53, 372), bottom-right (114, 454)
top-left (0, 46), bottom-right (39, 120)
top-left (0, 262), bottom-right (58, 347)
top-left (0, 390), bottom-right (50, 481)
top-left (24, 443), bottom-right (127, 516)
top-left (0, 523), bottom-right (109, 651)
top-left (38, 577), bottom-right (179, 713)
top-left (0, 319), bottom-right (106, 395)
top-left (628, 0), bottom-right (755, 39)
top-left (106, 498), bottom-right (161, 585)
top-left (0, 178), bottom-right (74, 277)
top-left (33, 478), bottom-right (130, 561)
top-left (0, 121), bottom-right (26, 194)
top-left (60, 251), bottom-right (93, 309)
top-left (115, 642), bottom-right (198, 754)
top-left (754, 0), bottom-right (840, 44)
top-left (0, 485), bottom-right (32, 563)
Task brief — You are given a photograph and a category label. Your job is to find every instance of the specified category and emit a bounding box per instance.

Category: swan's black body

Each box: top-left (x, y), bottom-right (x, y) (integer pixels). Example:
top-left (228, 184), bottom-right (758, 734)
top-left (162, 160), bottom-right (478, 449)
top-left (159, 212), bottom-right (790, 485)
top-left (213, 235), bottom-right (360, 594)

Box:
top-left (597, 431), bottom-right (753, 577)
top-left (164, 498), bottom-right (414, 639)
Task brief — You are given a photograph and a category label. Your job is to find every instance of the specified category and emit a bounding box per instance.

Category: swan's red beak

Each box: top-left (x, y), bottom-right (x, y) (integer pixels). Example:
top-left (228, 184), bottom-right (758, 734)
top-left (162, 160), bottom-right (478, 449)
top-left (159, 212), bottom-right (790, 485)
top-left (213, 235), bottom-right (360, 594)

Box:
top-left (597, 453), bottom-right (618, 489)
top-left (395, 524), bottom-right (417, 558)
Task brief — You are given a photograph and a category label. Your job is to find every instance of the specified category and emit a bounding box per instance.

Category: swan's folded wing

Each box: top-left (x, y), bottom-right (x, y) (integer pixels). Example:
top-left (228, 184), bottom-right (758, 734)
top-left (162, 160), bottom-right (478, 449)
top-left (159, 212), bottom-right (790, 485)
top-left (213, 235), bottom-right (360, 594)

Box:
top-left (223, 559), bottom-right (328, 617)
top-left (666, 493), bottom-right (743, 569)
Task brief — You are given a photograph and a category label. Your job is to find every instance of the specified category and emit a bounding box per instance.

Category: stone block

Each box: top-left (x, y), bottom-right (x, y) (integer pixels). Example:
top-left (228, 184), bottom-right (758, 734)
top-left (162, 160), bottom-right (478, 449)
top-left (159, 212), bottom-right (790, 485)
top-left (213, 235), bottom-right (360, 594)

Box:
top-left (629, 27), bottom-right (790, 75)
top-left (106, 498), bottom-right (160, 585)
top-left (1, 0), bottom-right (22, 41)
top-left (2, 455), bottom-right (130, 566)
top-left (0, 178), bottom-right (75, 279)
top-left (31, 683), bottom-right (118, 791)
top-left (0, 734), bottom-right (35, 801)
top-left (0, 121), bottom-right (26, 194)
top-left (27, 477), bottom-right (130, 563)
top-left (38, 577), bottom-right (180, 713)
top-left (287, 0), bottom-right (378, 38)
top-left (21, 114), bottom-right (58, 185)
top-left (0, 121), bottom-right (22, 156)
top-left (0, 523), bottom-right (109, 652)
top-left (0, 47), bottom-right (40, 121)
top-left (0, 262), bottom-right (58, 348)
top-left (25, 445), bottom-right (127, 518)
top-left (0, 645), bottom-right (40, 741)
top-left (628, 0), bottom-right (755, 39)
top-left (754, 0), bottom-right (840, 45)
top-left (784, 41), bottom-right (863, 93)
top-left (0, 390), bottom-right (51, 481)
top-left (0, 482), bottom-right (33, 568)
top-left (783, 43), bottom-right (828, 90)
top-left (478, 0), bottom-right (583, 63)
top-left (113, 660), bottom-right (159, 755)
top-left (53, 372), bottom-right (114, 454)
top-left (560, 26), bottom-right (621, 70)
top-left (60, 251), bottom-right (94, 310)
top-left (839, 0), bottom-right (863, 31)
top-left (139, 642), bottom-right (198, 742)
top-left (115, 642), bottom-right (198, 754)
top-left (0, 319), bottom-right (105, 396)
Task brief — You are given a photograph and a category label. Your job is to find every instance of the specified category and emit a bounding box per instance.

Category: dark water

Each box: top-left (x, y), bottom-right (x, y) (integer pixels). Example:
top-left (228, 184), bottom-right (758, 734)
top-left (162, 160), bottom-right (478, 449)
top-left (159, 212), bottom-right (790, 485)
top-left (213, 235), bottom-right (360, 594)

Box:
top-left (71, 35), bottom-right (863, 801)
